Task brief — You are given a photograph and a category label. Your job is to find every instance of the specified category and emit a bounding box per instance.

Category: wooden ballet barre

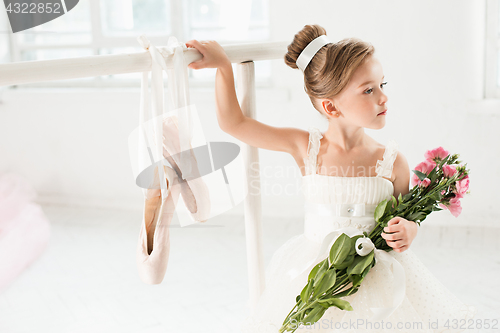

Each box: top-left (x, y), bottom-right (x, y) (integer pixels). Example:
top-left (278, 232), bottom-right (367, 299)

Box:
top-left (0, 41), bottom-right (289, 86)
top-left (0, 38), bottom-right (281, 313)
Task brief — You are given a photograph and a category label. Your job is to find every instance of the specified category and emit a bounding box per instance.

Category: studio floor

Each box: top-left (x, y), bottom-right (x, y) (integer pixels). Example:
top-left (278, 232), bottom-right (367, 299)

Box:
top-left (0, 204), bottom-right (499, 333)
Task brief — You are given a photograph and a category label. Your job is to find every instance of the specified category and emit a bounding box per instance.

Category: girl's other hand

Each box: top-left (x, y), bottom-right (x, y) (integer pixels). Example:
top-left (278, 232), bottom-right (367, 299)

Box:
top-left (381, 217), bottom-right (418, 253)
top-left (185, 40), bottom-right (231, 70)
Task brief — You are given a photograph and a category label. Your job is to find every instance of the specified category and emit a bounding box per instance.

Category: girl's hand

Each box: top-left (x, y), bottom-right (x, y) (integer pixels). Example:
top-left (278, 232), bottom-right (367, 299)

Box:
top-left (381, 217), bottom-right (418, 253)
top-left (185, 39), bottom-right (231, 70)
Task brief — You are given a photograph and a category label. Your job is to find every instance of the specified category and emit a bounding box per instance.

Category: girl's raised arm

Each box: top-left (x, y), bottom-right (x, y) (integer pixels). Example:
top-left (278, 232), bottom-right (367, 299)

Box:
top-left (185, 39), bottom-right (306, 156)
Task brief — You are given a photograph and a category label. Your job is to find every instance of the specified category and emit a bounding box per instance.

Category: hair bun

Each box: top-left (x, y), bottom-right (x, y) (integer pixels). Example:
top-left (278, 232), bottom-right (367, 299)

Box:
top-left (284, 24), bottom-right (327, 70)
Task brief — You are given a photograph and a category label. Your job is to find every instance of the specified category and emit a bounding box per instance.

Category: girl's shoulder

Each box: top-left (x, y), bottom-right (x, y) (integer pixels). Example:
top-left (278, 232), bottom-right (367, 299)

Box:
top-left (292, 129), bottom-right (313, 176)
top-left (368, 137), bottom-right (407, 182)
top-left (297, 128), bottom-right (312, 157)
top-left (380, 140), bottom-right (409, 184)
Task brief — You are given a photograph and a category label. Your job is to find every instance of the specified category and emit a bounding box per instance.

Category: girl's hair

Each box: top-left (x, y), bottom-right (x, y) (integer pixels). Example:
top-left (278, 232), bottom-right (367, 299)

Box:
top-left (284, 24), bottom-right (375, 116)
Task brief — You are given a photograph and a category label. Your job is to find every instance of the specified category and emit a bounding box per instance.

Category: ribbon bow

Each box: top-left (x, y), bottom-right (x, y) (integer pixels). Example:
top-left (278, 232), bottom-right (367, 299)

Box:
top-left (355, 236), bottom-right (375, 256)
top-left (137, 35), bottom-right (195, 181)
top-left (287, 227), bottom-right (406, 322)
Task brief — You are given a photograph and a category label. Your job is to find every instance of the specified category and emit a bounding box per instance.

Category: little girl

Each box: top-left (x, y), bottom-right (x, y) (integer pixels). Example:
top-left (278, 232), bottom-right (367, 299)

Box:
top-left (186, 24), bottom-right (476, 333)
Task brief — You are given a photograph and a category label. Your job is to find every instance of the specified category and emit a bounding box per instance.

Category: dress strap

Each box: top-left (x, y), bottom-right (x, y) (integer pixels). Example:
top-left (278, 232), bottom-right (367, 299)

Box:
top-left (375, 140), bottom-right (399, 178)
top-left (303, 127), bottom-right (323, 175)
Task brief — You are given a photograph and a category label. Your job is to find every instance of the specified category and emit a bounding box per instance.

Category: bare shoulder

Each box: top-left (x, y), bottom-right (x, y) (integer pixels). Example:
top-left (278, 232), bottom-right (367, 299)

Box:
top-left (393, 150), bottom-right (410, 178)
top-left (392, 149), bottom-right (410, 196)
top-left (295, 128), bottom-right (311, 158)
top-left (291, 128), bottom-right (311, 175)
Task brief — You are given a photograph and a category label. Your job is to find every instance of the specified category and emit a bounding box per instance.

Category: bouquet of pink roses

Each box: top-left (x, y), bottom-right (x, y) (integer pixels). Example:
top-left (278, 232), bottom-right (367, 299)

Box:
top-left (279, 147), bottom-right (469, 333)
top-left (368, 147), bottom-right (469, 251)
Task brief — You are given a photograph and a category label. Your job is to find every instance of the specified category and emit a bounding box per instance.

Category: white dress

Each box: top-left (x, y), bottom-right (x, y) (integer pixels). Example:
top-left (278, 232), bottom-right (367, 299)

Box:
top-left (240, 127), bottom-right (478, 333)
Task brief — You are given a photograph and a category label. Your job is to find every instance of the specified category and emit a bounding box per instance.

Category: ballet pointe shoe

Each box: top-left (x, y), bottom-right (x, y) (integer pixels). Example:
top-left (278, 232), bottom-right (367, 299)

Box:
top-left (136, 165), bottom-right (181, 285)
top-left (162, 115), bottom-right (211, 223)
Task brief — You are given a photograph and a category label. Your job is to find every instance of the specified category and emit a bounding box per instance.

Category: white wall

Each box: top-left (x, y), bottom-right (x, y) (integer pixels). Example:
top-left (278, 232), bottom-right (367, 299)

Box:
top-left (0, 0), bottom-right (497, 226)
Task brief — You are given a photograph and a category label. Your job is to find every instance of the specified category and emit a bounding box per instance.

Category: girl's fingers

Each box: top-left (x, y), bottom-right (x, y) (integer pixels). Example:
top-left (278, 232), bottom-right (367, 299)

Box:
top-left (188, 60), bottom-right (205, 70)
top-left (382, 230), bottom-right (402, 241)
top-left (185, 39), bottom-right (203, 49)
top-left (385, 237), bottom-right (404, 247)
top-left (388, 239), bottom-right (405, 247)
top-left (384, 224), bottom-right (401, 234)
top-left (388, 217), bottom-right (400, 224)
top-left (185, 39), bottom-right (207, 55)
top-left (393, 245), bottom-right (408, 253)
top-left (384, 219), bottom-right (400, 233)
top-left (185, 39), bottom-right (208, 69)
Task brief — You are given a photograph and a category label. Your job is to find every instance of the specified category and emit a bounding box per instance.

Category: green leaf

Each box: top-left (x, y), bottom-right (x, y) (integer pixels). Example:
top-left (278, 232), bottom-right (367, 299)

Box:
top-left (350, 261), bottom-right (374, 288)
top-left (407, 211), bottom-right (426, 222)
top-left (391, 196), bottom-right (398, 209)
top-left (347, 251), bottom-right (375, 276)
top-left (328, 298), bottom-right (354, 311)
top-left (398, 192), bottom-right (403, 204)
top-left (361, 261), bottom-right (372, 278)
top-left (313, 269), bottom-right (337, 298)
top-left (317, 298), bottom-right (332, 303)
top-left (313, 259), bottom-right (330, 287)
top-left (430, 191), bottom-right (441, 201)
top-left (384, 199), bottom-right (394, 215)
top-left (318, 297), bottom-right (354, 311)
top-left (432, 205), bottom-right (443, 211)
top-left (439, 155), bottom-right (449, 168)
top-left (333, 253), bottom-right (354, 270)
top-left (402, 192), bottom-right (413, 201)
top-left (350, 274), bottom-right (363, 288)
top-left (300, 283), bottom-right (308, 302)
top-left (319, 301), bottom-right (330, 309)
top-left (428, 166), bottom-right (438, 183)
top-left (302, 306), bottom-right (327, 325)
top-left (374, 200), bottom-right (388, 222)
top-left (422, 206), bottom-right (433, 214)
top-left (300, 279), bottom-right (313, 302)
top-left (412, 169), bottom-right (427, 181)
top-left (329, 234), bottom-right (352, 267)
top-left (396, 203), bottom-right (408, 213)
top-left (416, 212), bottom-right (426, 221)
top-left (308, 260), bottom-right (324, 282)
top-left (382, 215), bottom-right (395, 226)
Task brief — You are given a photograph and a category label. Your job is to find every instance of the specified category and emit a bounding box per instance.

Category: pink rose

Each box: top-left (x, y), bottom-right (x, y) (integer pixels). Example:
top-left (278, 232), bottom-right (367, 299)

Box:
top-left (442, 165), bottom-right (457, 178)
top-left (448, 197), bottom-right (462, 217)
top-left (425, 147), bottom-right (449, 162)
top-left (411, 160), bottom-right (436, 187)
top-left (439, 197), bottom-right (462, 217)
top-left (420, 178), bottom-right (431, 188)
top-left (454, 176), bottom-right (469, 199)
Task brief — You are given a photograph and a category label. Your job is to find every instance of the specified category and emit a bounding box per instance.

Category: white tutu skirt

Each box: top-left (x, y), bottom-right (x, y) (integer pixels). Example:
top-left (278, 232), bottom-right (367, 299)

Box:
top-left (240, 234), bottom-right (477, 333)
top-left (0, 173), bottom-right (51, 293)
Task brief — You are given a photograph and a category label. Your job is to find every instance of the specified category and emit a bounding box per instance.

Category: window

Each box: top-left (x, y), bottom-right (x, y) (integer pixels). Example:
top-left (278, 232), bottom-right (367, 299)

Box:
top-left (0, 7), bottom-right (10, 64)
top-left (6, 0), bottom-right (270, 87)
top-left (485, 0), bottom-right (500, 98)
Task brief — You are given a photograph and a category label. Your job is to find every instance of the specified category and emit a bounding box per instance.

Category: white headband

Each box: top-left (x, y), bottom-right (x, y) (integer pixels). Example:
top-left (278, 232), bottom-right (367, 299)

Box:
top-left (296, 35), bottom-right (333, 72)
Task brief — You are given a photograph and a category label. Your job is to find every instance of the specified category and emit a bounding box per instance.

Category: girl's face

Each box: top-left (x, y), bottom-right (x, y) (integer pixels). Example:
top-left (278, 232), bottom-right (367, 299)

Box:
top-left (328, 55), bottom-right (388, 129)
